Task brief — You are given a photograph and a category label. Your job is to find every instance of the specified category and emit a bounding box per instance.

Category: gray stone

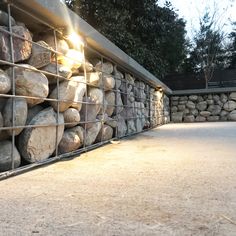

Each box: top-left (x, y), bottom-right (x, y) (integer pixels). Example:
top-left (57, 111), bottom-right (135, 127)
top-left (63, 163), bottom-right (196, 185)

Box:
top-left (213, 95), bottom-right (220, 102)
top-left (0, 140), bottom-right (21, 172)
top-left (183, 108), bottom-right (190, 115)
top-left (220, 110), bottom-right (229, 117)
top-left (3, 98), bottom-right (27, 136)
top-left (7, 65), bottom-right (49, 107)
top-left (37, 35), bottom-right (69, 54)
top-left (41, 63), bottom-right (72, 84)
top-left (50, 79), bottom-right (77, 112)
top-left (71, 76), bottom-right (86, 111)
top-left (115, 90), bottom-right (124, 114)
top-left (105, 91), bottom-right (115, 116)
top-left (223, 101), bottom-right (236, 112)
top-left (200, 111), bottom-right (211, 117)
top-left (195, 116), bottom-right (206, 122)
top-left (0, 25), bottom-right (32, 63)
top-left (172, 101), bottom-right (178, 106)
top-left (171, 106), bottom-right (178, 113)
top-left (179, 96), bottom-right (188, 102)
top-left (114, 114), bottom-right (127, 137)
top-left (220, 116), bottom-right (228, 121)
top-left (189, 109), bottom-right (198, 116)
top-left (207, 94), bottom-right (213, 99)
top-left (58, 126), bottom-right (84, 154)
top-left (216, 100), bottom-right (223, 107)
top-left (103, 74), bottom-right (115, 91)
top-left (105, 117), bottom-right (117, 128)
top-left (85, 121), bottom-right (102, 146)
top-left (80, 60), bottom-right (93, 72)
top-left (207, 99), bottom-right (214, 105)
top-left (179, 100), bottom-right (187, 105)
top-left (125, 73), bottom-right (135, 85)
top-left (207, 105), bottom-right (221, 115)
top-left (96, 125), bottom-right (113, 142)
top-left (186, 101), bottom-right (195, 109)
top-left (127, 120), bottom-right (136, 134)
top-left (171, 96), bottom-right (179, 101)
top-left (220, 93), bottom-right (228, 103)
top-left (26, 105), bottom-right (44, 124)
top-left (0, 69), bottom-right (11, 94)
top-left (0, 10), bottom-right (16, 26)
top-left (172, 112), bottom-right (183, 123)
top-left (229, 92), bottom-right (236, 101)
top-left (184, 115), bottom-right (195, 123)
top-left (196, 101), bottom-right (207, 111)
top-left (113, 65), bottom-right (123, 88)
top-left (64, 108), bottom-right (80, 128)
top-left (18, 107), bottom-right (64, 163)
top-left (177, 104), bottom-right (185, 111)
top-left (88, 88), bottom-right (103, 115)
top-left (94, 61), bottom-right (113, 74)
top-left (86, 72), bottom-right (102, 87)
top-left (207, 116), bottom-right (220, 122)
top-left (28, 41), bottom-right (51, 68)
top-left (189, 95), bottom-right (198, 101)
top-left (228, 110), bottom-right (236, 121)
top-left (197, 96), bottom-right (204, 102)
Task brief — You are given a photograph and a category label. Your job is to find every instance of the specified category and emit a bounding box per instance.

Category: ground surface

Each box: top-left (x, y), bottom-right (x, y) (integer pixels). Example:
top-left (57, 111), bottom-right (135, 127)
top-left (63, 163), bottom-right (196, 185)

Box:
top-left (1, 122), bottom-right (236, 236)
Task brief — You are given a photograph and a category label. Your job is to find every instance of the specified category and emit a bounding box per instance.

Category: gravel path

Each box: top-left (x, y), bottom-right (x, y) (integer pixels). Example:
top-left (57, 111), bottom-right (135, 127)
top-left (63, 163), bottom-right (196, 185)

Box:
top-left (1, 122), bottom-right (236, 236)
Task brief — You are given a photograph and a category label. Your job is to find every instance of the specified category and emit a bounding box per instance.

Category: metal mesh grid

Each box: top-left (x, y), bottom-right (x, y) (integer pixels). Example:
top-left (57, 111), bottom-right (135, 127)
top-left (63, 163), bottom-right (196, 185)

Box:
top-left (0, 2), bottom-right (168, 179)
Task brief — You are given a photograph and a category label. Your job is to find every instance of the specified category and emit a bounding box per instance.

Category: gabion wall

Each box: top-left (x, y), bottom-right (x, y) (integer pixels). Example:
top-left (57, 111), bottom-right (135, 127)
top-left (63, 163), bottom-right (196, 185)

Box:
top-left (0, 3), bottom-right (170, 177)
top-left (171, 92), bottom-right (236, 122)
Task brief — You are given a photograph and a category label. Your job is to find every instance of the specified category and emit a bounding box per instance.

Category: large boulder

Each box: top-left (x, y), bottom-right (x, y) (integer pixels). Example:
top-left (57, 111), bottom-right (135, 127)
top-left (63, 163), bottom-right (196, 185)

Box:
top-left (184, 115), bottom-right (195, 122)
top-left (18, 107), bottom-right (64, 163)
top-left (0, 69), bottom-right (11, 94)
top-left (228, 110), bottom-right (236, 121)
top-left (64, 108), bottom-right (80, 128)
top-left (229, 92), bottom-right (236, 101)
top-left (3, 98), bottom-right (27, 136)
top-left (105, 91), bottom-right (115, 116)
top-left (86, 72), bottom-right (102, 87)
top-left (207, 105), bottom-right (221, 115)
top-left (223, 101), bottom-right (236, 112)
top-left (41, 63), bottom-right (72, 84)
top-left (95, 125), bottom-right (113, 142)
top-left (207, 116), bottom-right (220, 122)
top-left (103, 74), bottom-right (115, 91)
top-left (7, 65), bottom-right (49, 107)
top-left (26, 105), bottom-right (44, 124)
top-left (88, 87), bottom-right (103, 115)
top-left (0, 141), bottom-right (21, 172)
top-left (85, 121), bottom-right (102, 146)
top-left (116, 115), bottom-right (127, 137)
top-left (171, 112), bottom-right (183, 122)
top-left (28, 41), bottom-right (51, 68)
top-left (49, 79), bottom-right (77, 112)
top-left (94, 61), bottom-right (113, 74)
top-left (71, 76), bottom-right (86, 111)
top-left (220, 93), bottom-right (228, 103)
top-left (58, 126), bottom-right (84, 154)
top-left (186, 101), bottom-right (195, 109)
top-left (0, 25), bottom-right (32, 63)
top-left (37, 35), bottom-right (69, 54)
top-left (195, 116), bottom-right (206, 122)
top-left (196, 101), bottom-right (207, 111)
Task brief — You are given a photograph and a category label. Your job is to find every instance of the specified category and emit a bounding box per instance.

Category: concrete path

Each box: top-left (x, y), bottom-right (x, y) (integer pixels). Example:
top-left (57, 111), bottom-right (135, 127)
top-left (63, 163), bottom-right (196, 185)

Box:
top-left (1, 122), bottom-right (236, 236)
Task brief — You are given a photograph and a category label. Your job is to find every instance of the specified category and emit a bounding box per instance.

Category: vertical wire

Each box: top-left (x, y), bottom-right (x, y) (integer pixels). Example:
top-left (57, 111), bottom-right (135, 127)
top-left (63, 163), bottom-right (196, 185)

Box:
top-left (53, 30), bottom-right (60, 158)
top-left (100, 56), bottom-right (105, 144)
top-left (7, 3), bottom-right (16, 170)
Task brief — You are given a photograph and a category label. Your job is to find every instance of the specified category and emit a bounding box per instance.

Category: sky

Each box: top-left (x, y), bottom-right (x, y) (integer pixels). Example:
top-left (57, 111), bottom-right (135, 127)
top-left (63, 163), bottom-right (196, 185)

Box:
top-left (159, 0), bottom-right (236, 40)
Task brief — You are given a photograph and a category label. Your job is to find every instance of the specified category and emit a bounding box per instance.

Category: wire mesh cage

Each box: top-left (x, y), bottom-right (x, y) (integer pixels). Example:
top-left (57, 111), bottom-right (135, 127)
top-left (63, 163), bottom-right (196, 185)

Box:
top-left (0, 1), bottom-right (170, 179)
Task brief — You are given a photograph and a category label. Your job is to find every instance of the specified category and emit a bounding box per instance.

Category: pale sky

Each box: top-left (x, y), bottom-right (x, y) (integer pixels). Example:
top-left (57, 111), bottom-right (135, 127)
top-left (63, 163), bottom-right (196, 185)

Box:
top-left (159, 0), bottom-right (236, 40)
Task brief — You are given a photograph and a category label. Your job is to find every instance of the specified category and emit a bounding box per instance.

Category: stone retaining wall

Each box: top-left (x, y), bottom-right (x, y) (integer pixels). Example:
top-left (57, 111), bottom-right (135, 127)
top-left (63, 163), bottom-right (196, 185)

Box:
top-left (171, 92), bottom-right (236, 122)
top-left (0, 7), bottom-right (170, 174)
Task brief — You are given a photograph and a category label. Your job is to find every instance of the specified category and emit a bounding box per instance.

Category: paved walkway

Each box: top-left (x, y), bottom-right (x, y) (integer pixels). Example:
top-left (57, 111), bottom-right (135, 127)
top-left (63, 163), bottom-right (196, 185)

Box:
top-left (1, 122), bottom-right (236, 236)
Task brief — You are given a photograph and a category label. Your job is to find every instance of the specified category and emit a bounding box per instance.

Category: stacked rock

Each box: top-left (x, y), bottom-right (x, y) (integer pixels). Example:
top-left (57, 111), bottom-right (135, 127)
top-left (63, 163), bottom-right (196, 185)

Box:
top-left (171, 92), bottom-right (236, 122)
top-left (0, 10), bottom-right (169, 172)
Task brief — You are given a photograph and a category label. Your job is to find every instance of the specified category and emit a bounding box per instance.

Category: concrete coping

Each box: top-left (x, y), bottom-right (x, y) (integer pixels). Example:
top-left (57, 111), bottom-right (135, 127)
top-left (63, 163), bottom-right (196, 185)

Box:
top-left (172, 87), bottom-right (236, 96)
top-left (13, 0), bottom-right (172, 94)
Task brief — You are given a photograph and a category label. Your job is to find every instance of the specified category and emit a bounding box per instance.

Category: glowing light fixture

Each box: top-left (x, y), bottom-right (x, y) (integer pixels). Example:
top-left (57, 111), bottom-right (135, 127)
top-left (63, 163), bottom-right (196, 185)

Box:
top-left (67, 31), bottom-right (84, 48)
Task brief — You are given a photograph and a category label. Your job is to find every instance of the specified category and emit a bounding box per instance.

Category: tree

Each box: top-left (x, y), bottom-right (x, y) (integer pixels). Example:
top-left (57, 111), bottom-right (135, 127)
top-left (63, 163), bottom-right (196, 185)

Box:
top-left (65, 0), bottom-right (187, 78)
top-left (185, 11), bottom-right (226, 88)
top-left (228, 22), bottom-right (236, 68)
